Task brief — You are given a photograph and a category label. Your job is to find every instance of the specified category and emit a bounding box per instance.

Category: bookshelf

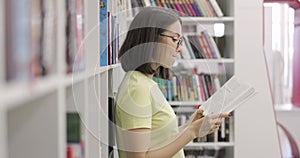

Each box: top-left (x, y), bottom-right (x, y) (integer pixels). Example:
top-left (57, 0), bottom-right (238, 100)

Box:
top-left (0, 0), bottom-right (282, 158)
top-left (0, 0), bottom-right (125, 158)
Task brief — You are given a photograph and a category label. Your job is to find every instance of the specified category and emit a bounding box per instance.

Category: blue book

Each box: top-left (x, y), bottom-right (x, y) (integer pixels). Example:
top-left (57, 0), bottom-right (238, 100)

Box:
top-left (100, 0), bottom-right (108, 66)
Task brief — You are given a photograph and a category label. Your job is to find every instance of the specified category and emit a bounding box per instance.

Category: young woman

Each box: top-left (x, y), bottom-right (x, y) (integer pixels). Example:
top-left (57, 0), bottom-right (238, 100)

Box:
top-left (115, 7), bottom-right (230, 158)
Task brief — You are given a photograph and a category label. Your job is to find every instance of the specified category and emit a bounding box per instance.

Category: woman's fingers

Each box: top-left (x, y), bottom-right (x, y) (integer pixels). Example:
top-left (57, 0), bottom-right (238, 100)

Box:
top-left (207, 113), bottom-right (231, 119)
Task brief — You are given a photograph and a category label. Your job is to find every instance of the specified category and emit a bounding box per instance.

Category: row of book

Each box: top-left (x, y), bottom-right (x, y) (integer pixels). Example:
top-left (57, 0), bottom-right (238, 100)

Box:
top-left (5, 0), bottom-right (57, 82)
top-left (153, 71), bottom-right (223, 102)
top-left (99, 0), bottom-right (126, 66)
top-left (174, 107), bottom-right (230, 143)
top-left (128, 0), bottom-right (224, 17)
top-left (180, 31), bottom-right (222, 59)
top-left (4, 0), bottom-right (85, 83)
top-left (66, 0), bottom-right (85, 74)
top-left (184, 148), bottom-right (226, 158)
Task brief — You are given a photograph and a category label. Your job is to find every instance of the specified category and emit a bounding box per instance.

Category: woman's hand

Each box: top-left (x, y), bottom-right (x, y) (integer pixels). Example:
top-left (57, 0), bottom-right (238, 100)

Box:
top-left (188, 113), bottom-right (230, 139)
top-left (187, 108), bottom-right (204, 125)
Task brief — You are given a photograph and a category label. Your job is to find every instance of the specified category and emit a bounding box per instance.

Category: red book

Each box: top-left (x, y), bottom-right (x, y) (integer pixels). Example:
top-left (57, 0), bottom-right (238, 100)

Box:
top-left (200, 34), bottom-right (213, 58)
top-left (186, 0), bottom-right (197, 16)
top-left (198, 74), bottom-right (206, 101)
top-left (177, 0), bottom-right (188, 16)
top-left (174, 0), bottom-right (185, 16)
top-left (197, 35), bottom-right (210, 58)
top-left (182, 0), bottom-right (193, 16)
top-left (156, 0), bottom-right (163, 7)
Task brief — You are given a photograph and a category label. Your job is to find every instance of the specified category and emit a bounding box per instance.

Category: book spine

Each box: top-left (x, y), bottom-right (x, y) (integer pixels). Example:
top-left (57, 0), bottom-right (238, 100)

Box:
top-left (194, 0), bottom-right (207, 17)
top-left (174, 0), bottom-right (185, 16)
top-left (209, 0), bottom-right (223, 17)
top-left (198, 74), bottom-right (206, 101)
top-left (186, 0), bottom-right (196, 16)
top-left (202, 30), bottom-right (217, 58)
top-left (181, 0), bottom-right (192, 17)
top-left (205, 0), bottom-right (217, 16)
top-left (182, 35), bottom-right (195, 59)
top-left (155, 0), bottom-right (163, 7)
top-left (194, 35), bottom-right (206, 58)
top-left (190, 0), bottom-right (201, 16)
top-left (199, 34), bottom-right (213, 58)
top-left (178, 0), bottom-right (189, 17)
top-left (100, 0), bottom-right (108, 66)
top-left (143, 0), bottom-right (151, 6)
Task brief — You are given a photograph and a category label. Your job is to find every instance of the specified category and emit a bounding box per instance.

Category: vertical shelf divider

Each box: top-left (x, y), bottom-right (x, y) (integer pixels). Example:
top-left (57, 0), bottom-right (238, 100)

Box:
top-left (234, 0), bottom-right (281, 157)
top-left (57, 0), bottom-right (67, 158)
top-left (100, 71), bottom-right (109, 157)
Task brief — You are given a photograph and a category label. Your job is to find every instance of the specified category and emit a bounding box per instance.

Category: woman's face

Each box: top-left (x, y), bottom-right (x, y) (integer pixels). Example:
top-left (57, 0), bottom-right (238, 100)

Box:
top-left (159, 21), bottom-right (182, 68)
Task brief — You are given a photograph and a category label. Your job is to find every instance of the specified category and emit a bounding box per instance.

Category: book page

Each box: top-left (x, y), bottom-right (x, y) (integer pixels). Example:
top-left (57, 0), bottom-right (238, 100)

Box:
top-left (200, 76), bottom-right (257, 115)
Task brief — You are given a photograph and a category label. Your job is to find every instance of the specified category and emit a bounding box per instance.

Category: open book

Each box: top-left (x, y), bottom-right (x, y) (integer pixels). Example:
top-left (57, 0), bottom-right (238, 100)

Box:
top-left (200, 75), bottom-right (258, 115)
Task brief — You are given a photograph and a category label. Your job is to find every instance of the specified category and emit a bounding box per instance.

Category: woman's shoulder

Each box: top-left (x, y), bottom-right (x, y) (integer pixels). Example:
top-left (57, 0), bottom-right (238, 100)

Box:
top-left (125, 71), bottom-right (157, 87)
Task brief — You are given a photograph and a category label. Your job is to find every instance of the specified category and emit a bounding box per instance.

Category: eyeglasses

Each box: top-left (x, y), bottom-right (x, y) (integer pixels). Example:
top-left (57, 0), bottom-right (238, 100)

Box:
top-left (160, 33), bottom-right (183, 49)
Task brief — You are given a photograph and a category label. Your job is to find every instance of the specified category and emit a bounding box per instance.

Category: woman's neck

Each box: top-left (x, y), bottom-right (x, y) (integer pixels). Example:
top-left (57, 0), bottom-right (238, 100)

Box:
top-left (146, 73), bottom-right (154, 79)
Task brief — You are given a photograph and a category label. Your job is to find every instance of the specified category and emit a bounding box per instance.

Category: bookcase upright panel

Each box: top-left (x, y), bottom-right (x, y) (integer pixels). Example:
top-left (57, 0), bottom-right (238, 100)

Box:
top-left (85, 75), bottom-right (101, 158)
top-left (234, 0), bottom-right (281, 157)
top-left (100, 71), bottom-right (109, 157)
top-left (0, 0), bottom-right (4, 86)
top-left (7, 92), bottom-right (60, 158)
top-left (0, 1), bottom-right (5, 156)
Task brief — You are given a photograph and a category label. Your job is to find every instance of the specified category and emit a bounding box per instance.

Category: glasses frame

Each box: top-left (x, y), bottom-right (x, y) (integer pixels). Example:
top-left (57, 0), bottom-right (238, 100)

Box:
top-left (159, 33), bottom-right (183, 49)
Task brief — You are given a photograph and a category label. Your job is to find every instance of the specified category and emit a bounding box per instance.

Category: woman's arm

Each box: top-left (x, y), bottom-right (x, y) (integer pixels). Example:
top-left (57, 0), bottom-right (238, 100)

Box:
top-left (122, 113), bottom-right (228, 158)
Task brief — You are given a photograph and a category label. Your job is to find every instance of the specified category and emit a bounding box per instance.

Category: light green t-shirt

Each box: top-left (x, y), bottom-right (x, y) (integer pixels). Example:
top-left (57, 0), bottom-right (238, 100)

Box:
top-left (115, 71), bottom-right (185, 158)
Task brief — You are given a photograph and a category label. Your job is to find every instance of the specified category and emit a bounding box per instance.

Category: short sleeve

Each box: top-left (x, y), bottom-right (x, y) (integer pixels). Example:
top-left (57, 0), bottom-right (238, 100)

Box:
top-left (116, 84), bottom-right (152, 130)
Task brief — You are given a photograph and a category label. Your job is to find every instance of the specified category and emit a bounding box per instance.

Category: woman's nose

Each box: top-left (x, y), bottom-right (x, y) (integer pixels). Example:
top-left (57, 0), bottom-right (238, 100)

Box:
top-left (176, 46), bottom-right (183, 53)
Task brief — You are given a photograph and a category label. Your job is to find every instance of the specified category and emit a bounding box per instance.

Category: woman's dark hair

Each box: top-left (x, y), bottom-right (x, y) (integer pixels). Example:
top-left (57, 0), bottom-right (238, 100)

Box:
top-left (119, 7), bottom-right (182, 80)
